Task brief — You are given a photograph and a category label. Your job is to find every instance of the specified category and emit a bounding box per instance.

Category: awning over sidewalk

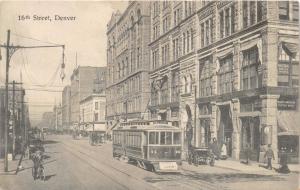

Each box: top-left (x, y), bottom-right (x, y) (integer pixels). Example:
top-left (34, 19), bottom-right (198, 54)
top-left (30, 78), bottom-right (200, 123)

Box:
top-left (277, 111), bottom-right (300, 136)
top-left (282, 42), bottom-right (298, 58)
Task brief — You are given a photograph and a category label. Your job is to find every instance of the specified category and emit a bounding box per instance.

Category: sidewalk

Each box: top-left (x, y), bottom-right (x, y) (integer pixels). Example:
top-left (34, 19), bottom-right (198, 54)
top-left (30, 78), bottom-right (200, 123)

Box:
top-left (0, 154), bottom-right (30, 175)
top-left (214, 159), bottom-right (300, 174)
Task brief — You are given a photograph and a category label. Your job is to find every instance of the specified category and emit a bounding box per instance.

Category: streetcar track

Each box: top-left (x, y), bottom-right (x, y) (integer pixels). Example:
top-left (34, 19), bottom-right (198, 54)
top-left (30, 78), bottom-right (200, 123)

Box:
top-left (61, 141), bottom-right (160, 190)
top-left (60, 138), bottom-right (225, 190)
top-left (61, 142), bottom-right (130, 190)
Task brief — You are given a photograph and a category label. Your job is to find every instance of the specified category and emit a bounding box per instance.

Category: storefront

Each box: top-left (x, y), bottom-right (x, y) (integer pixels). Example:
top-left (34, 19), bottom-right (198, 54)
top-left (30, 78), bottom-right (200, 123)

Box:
top-left (277, 110), bottom-right (300, 164)
top-left (217, 104), bottom-right (233, 157)
top-left (198, 103), bottom-right (212, 147)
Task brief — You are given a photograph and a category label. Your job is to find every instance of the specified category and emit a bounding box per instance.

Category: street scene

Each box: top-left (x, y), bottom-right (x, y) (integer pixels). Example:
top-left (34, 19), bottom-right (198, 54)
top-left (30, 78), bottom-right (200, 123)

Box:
top-left (0, 134), bottom-right (299, 190)
top-left (0, 1), bottom-right (299, 190)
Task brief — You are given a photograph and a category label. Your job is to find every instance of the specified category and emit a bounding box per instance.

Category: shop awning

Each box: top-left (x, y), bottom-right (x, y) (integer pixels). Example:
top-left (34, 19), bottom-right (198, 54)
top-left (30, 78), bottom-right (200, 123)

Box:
top-left (282, 42), bottom-right (298, 58)
top-left (277, 111), bottom-right (300, 136)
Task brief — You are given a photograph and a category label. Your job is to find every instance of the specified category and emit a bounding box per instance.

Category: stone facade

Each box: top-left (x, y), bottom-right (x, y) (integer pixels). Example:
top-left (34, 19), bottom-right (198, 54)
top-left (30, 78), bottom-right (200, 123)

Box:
top-left (148, 1), bottom-right (299, 162)
top-left (106, 1), bottom-right (151, 130)
top-left (193, 1), bottom-right (299, 162)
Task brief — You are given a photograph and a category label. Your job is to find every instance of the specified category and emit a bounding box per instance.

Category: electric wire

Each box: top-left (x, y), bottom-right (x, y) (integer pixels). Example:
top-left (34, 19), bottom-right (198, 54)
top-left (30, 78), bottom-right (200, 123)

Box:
top-left (11, 32), bottom-right (61, 46)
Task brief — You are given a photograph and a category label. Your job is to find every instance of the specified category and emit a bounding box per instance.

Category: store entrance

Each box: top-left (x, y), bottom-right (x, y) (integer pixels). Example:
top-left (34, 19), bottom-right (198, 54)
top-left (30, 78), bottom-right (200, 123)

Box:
top-left (218, 105), bottom-right (233, 157)
top-left (240, 117), bottom-right (260, 161)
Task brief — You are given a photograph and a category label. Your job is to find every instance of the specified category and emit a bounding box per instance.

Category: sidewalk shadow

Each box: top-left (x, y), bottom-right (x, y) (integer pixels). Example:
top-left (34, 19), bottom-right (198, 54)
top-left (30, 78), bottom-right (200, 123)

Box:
top-left (9, 159), bottom-right (57, 174)
top-left (44, 174), bottom-right (56, 181)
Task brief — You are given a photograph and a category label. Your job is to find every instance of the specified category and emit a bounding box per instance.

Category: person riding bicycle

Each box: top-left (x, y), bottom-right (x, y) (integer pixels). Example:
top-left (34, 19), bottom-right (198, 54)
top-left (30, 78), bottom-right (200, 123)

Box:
top-left (31, 147), bottom-right (44, 180)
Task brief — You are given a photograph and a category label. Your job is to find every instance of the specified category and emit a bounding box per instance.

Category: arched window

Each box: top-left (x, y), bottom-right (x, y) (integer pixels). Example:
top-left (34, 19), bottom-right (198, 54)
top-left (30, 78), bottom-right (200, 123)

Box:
top-left (187, 31), bottom-right (190, 53)
top-left (137, 9), bottom-right (141, 20)
top-left (188, 74), bottom-right (193, 93)
top-left (183, 33), bottom-right (186, 54)
top-left (190, 28), bottom-right (194, 50)
top-left (184, 76), bottom-right (188, 93)
top-left (161, 77), bottom-right (169, 104)
top-left (131, 15), bottom-right (134, 27)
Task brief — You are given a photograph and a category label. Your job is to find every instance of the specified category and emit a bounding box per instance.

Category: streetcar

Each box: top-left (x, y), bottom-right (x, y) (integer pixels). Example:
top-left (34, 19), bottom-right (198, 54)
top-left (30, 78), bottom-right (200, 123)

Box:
top-left (112, 120), bottom-right (182, 172)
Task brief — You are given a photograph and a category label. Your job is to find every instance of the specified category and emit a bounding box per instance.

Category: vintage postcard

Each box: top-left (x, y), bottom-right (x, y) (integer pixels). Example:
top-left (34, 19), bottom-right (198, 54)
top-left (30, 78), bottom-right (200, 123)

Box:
top-left (0, 1), bottom-right (299, 190)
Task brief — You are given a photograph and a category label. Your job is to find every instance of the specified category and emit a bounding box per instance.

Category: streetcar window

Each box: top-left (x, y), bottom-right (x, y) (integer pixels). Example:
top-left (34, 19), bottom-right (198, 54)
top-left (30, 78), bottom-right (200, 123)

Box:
top-left (159, 132), bottom-right (172, 145)
top-left (173, 132), bottom-right (181, 144)
top-left (149, 132), bottom-right (159, 144)
top-left (166, 132), bottom-right (172, 145)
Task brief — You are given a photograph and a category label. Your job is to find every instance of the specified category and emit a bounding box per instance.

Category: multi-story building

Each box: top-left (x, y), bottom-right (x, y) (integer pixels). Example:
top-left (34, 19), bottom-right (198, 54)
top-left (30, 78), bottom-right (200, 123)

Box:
top-left (148, 1), bottom-right (201, 135)
top-left (54, 104), bottom-right (63, 131)
top-left (62, 85), bottom-right (71, 130)
top-left (149, 1), bottom-right (299, 163)
top-left (193, 1), bottom-right (299, 162)
top-left (79, 93), bottom-right (106, 131)
top-left (0, 86), bottom-right (28, 157)
top-left (106, 1), bottom-right (151, 129)
top-left (70, 66), bottom-right (106, 126)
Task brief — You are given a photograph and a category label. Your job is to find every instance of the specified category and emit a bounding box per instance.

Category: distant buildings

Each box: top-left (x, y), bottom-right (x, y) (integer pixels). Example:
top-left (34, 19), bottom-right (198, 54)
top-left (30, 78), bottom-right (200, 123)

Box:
top-left (69, 66), bottom-right (106, 127)
top-left (54, 104), bottom-right (63, 131)
top-left (79, 93), bottom-right (106, 131)
top-left (106, 1), bottom-right (151, 130)
top-left (62, 86), bottom-right (71, 130)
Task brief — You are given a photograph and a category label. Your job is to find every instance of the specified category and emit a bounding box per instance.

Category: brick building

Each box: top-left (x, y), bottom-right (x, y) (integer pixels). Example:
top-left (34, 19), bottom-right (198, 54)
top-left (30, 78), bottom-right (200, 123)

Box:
top-left (106, 1), bottom-right (151, 129)
top-left (70, 66), bottom-right (106, 126)
top-left (193, 1), bottom-right (299, 162)
top-left (148, 1), bottom-right (299, 163)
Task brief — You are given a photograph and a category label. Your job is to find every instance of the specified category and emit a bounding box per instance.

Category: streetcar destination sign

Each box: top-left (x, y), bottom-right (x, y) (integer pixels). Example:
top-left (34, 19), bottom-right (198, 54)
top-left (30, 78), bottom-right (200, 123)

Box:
top-left (159, 162), bottom-right (178, 170)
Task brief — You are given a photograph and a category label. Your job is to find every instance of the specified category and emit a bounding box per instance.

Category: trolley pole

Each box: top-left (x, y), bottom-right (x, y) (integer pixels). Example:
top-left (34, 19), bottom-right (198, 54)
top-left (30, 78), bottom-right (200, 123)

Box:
top-left (4, 29), bottom-right (11, 172)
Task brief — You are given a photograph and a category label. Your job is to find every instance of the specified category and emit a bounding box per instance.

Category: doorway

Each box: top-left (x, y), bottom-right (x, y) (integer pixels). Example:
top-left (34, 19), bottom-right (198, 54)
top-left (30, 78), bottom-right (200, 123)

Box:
top-left (218, 105), bottom-right (233, 157)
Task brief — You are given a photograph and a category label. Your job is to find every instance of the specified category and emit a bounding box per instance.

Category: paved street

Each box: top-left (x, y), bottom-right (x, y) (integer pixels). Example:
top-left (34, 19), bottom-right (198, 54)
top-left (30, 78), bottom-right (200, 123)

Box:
top-left (0, 135), bottom-right (299, 190)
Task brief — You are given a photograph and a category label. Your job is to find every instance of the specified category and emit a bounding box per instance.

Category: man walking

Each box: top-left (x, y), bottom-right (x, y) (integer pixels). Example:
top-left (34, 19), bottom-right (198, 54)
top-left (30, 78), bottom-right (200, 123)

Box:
top-left (264, 144), bottom-right (275, 170)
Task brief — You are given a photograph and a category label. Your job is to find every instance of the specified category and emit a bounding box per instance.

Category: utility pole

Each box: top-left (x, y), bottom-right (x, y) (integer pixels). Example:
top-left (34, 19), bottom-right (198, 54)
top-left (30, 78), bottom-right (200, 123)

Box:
top-left (0, 30), bottom-right (65, 172)
top-left (55, 105), bottom-right (58, 131)
top-left (22, 90), bottom-right (26, 145)
top-left (194, 85), bottom-right (197, 147)
top-left (12, 81), bottom-right (15, 159)
top-left (4, 29), bottom-right (11, 172)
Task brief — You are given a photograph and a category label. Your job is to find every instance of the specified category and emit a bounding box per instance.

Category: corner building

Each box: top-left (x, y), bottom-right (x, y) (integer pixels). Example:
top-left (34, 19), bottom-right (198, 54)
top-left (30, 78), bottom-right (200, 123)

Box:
top-left (149, 1), bottom-right (299, 163)
top-left (193, 1), bottom-right (299, 163)
top-left (106, 2), bottom-right (151, 129)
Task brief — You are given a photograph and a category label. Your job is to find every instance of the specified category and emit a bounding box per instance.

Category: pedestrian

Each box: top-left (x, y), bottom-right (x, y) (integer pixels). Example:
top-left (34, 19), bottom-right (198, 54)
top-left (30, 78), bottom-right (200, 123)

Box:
top-left (264, 144), bottom-right (275, 170)
top-left (220, 142), bottom-right (228, 160)
top-left (278, 147), bottom-right (290, 173)
top-left (245, 143), bottom-right (251, 165)
top-left (209, 138), bottom-right (220, 160)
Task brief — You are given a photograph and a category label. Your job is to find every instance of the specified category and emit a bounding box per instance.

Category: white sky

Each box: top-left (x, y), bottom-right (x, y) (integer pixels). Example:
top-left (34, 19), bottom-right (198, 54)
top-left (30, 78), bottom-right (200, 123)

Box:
top-left (0, 1), bottom-right (128, 125)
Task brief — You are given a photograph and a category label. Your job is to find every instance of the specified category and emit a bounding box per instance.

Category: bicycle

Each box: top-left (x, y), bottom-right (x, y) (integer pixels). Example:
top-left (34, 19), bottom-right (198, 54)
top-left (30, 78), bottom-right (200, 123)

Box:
top-left (32, 151), bottom-right (45, 181)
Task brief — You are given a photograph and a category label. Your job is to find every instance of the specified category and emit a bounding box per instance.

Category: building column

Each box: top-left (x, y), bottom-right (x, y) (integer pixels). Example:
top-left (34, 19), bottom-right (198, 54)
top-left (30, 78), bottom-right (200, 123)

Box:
top-left (210, 101), bottom-right (217, 140)
top-left (231, 98), bottom-right (240, 160)
top-left (260, 94), bottom-right (280, 163)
